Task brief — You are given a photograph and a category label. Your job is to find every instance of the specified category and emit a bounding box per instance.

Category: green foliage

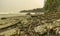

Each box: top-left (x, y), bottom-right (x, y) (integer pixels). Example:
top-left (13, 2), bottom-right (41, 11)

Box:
top-left (44, 0), bottom-right (60, 12)
top-left (20, 8), bottom-right (44, 12)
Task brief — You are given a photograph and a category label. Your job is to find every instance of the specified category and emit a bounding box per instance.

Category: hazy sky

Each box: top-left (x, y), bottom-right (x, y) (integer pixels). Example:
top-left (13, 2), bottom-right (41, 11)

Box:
top-left (0, 0), bottom-right (44, 13)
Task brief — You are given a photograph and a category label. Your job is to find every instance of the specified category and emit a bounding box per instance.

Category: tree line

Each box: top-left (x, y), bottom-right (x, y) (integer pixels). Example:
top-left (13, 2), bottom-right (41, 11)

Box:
top-left (20, 0), bottom-right (60, 13)
top-left (20, 8), bottom-right (44, 12)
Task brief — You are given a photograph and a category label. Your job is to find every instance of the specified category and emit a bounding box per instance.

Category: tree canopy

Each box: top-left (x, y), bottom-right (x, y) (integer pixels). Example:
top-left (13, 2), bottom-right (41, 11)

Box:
top-left (44, 0), bottom-right (60, 12)
top-left (20, 8), bottom-right (44, 13)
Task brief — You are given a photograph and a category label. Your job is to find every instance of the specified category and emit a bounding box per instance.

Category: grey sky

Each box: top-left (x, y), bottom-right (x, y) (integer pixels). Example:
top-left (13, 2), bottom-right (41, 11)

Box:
top-left (0, 0), bottom-right (44, 13)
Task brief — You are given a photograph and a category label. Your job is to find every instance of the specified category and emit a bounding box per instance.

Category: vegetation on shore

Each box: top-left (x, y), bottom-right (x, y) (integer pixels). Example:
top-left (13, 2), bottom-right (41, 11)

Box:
top-left (20, 8), bottom-right (44, 12)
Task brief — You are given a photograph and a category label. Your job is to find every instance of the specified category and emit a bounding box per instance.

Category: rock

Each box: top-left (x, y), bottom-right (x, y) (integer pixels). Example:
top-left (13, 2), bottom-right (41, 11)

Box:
top-left (34, 25), bottom-right (47, 34)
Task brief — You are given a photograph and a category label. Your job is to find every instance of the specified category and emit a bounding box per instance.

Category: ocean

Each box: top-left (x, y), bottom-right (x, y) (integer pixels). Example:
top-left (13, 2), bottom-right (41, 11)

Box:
top-left (0, 13), bottom-right (27, 18)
